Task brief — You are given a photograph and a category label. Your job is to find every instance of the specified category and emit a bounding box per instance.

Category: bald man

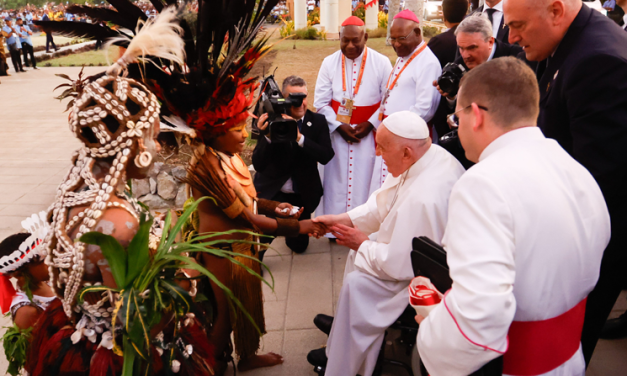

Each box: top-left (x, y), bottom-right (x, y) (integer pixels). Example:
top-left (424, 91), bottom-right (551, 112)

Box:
top-left (504, 0), bottom-right (627, 364)
top-left (417, 57), bottom-right (610, 376)
top-left (306, 111), bottom-right (464, 376)
top-left (370, 10), bottom-right (442, 194)
top-left (314, 16), bottom-right (392, 225)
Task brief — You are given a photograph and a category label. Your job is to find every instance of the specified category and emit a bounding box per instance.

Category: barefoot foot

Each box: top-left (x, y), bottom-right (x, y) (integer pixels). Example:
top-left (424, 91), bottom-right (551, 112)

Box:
top-left (237, 352), bottom-right (284, 372)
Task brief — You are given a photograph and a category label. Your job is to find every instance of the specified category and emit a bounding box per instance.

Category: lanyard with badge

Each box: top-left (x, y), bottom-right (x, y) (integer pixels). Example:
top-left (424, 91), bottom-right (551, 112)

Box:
top-left (336, 48), bottom-right (368, 124)
top-left (378, 43), bottom-right (428, 121)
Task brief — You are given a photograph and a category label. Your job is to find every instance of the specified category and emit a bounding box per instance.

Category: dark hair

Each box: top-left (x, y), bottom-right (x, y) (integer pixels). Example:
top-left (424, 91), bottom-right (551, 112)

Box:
top-left (282, 75), bottom-right (307, 94)
top-left (459, 57), bottom-right (540, 128)
top-left (0, 233), bottom-right (31, 259)
top-left (443, 0), bottom-right (469, 24)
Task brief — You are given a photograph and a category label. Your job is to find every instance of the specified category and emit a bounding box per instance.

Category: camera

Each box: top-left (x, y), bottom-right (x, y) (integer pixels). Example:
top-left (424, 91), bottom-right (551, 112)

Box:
top-left (437, 63), bottom-right (467, 97)
top-left (251, 75), bottom-right (307, 143)
top-left (439, 130), bottom-right (474, 169)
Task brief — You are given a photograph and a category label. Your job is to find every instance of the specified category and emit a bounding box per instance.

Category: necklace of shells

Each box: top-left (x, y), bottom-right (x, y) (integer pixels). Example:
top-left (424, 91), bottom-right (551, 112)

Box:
top-left (44, 76), bottom-right (160, 319)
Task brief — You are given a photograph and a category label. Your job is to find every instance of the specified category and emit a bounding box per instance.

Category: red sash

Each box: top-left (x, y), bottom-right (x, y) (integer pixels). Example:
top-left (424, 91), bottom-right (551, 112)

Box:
top-left (503, 298), bottom-right (587, 375)
top-left (331, 100), bottom-right (380, 125)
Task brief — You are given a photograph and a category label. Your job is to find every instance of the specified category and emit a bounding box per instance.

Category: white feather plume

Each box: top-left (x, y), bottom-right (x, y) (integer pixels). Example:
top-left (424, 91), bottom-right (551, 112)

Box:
top-left (104, 6), bottom-right (186, 76)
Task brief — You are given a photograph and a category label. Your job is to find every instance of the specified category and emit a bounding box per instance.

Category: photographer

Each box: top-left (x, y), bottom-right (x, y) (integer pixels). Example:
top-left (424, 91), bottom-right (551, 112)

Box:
top-left (253, 76), bottom-right (335, 254)
top-left (431, 15), bottom-right (521, 166)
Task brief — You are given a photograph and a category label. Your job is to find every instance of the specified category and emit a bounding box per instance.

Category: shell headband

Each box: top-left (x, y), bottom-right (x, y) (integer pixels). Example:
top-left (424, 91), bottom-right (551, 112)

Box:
top-left (0, 212), bottom-right (49, 274)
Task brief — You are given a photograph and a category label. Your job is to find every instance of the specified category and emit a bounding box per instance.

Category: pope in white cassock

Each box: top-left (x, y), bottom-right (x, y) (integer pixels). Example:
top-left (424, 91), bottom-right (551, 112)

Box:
top-left (307, 111), bottom-right (465, 376)
top-left (417, 58), bottom-right (611, 376)
top-left (370, 9), bottom-right (443, 194)
top-left (314, 16), bottom-right (393, 219)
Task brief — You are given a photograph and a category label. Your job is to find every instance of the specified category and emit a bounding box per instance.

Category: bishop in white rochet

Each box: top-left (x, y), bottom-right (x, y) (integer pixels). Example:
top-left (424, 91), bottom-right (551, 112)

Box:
top-left (314, 15), bottom-right (392, 220)
top-left (416, 58), bottom-right (611, 376)
top-left (307, 111), bottom-right (464, 376)
top-left (370, 9), bottom-right (442, 194)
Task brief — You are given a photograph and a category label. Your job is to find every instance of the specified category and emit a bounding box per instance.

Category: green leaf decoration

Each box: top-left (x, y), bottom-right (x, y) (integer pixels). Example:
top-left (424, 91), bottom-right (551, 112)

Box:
top-left (80, 232), bottom-right (127, 289)
top-left (126, 216), bottom-right (153, 287)
top-left (2, 324), bottom-right (32, 376)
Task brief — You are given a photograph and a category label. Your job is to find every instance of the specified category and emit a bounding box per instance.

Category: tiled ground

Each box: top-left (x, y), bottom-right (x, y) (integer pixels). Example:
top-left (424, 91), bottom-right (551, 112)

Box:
top-left (1, 67), bottom-right (626, 376)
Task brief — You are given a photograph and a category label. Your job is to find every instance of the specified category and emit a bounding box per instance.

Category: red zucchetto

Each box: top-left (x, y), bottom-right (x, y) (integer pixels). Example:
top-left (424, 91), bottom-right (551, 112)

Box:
top-left (342, 16), bottom-right (365, 27)
top-left (393, 9), bottom-right (420, 24)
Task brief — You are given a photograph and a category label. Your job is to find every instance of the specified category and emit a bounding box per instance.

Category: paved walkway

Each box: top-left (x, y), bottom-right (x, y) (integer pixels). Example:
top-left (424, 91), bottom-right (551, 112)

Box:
top-left (1, 67), bottom-right (627, 376)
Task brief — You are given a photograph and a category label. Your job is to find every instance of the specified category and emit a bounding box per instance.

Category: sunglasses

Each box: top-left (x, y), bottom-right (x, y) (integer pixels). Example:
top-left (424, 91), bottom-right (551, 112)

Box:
top-left (447, 104), bottom-right (489, 129)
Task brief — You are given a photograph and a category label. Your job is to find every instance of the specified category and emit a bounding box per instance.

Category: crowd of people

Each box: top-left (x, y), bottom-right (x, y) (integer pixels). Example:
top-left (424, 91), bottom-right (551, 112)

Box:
top-left (1, 0), bottom-right (627, 375)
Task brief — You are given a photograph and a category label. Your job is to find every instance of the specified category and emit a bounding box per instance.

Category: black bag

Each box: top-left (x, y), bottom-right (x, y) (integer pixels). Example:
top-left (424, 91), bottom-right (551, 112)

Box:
top-left (412, 236), bottom-right (503, 376)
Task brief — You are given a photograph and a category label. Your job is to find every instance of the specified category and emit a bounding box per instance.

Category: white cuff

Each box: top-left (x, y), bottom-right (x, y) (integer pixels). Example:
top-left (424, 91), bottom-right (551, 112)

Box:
top-left (297, 134), bottom-right (305, 147)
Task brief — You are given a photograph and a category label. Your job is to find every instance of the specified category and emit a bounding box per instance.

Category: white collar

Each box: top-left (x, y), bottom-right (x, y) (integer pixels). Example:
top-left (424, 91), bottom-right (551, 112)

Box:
top-left (487, 43), bottom-right (497, 61)
top-left (484, 1), bottom-right (503, 12)
top-left (623, 13), bottom-right (627, 28)
top-left (479, 126), bottom-right (543, 162)
top-left (345, 48), bottom-right (366, 63)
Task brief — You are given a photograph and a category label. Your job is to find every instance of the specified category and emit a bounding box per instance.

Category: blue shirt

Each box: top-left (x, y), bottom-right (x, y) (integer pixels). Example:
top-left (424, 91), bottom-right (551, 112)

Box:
top-left (65, 13), bottom-right (74, 21)
top-left (2, 24), bottom-right (19, 46)
top-left (17, 24), bottom-right (32, 46)
top-left (603, 0), bottom-right (616, 10)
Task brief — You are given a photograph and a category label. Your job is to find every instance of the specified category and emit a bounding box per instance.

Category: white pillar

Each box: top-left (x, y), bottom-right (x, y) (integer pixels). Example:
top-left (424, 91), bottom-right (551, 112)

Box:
top-left (326, 0), bottom-right (340, 39)
top-left (320, 0), bottom-right (327, 30)
top-left (405, 0), bottom-right (425, 25)
top-left (294, 0), bottom-right (308, 30)
top-left (365, 2), bottom-right (378, 30)
top-left (338, 0), bottom-right (351, 26)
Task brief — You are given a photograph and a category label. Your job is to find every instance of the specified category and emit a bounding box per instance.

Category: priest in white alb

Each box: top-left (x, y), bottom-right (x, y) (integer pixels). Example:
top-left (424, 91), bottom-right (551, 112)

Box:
top-left (416, 58), bottom-right (611, 376)
top-left (370, 9), bottom-right (443, 193)
top-left (314, 16), bottom-right (393, 219)
top-left (306, 111), bottom-right (465, 376)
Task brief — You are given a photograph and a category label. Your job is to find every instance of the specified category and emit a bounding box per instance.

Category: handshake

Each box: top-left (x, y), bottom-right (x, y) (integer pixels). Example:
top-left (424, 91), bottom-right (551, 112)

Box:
top-left (305, 213), bottom-right (370, 251)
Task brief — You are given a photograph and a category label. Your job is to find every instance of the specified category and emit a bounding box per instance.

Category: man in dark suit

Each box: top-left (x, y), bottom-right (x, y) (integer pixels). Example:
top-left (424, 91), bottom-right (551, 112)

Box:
top-left (431, 15), bottom-right (522, 149)
top-left (504, 0), bottom-right (627, 365)
top-left (428, 0), bottom-right (469, 68)
top-left (471, 0), bottom-right (509, 42)
top-left (253, 76), bottom-right (335, 254)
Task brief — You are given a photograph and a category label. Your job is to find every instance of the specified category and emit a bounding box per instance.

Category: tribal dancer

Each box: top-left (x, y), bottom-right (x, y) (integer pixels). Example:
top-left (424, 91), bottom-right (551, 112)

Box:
top-left (26, 9), bottom-right (214, 376)
top-left (141, 1), bottom-right (324, 372)
top-left (0, 212), bottom-right (55, 376)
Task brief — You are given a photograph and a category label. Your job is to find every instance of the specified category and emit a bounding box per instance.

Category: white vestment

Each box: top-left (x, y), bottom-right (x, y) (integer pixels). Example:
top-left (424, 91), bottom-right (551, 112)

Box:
top-left (314, 47), bottom-right (393, 216)
top-left (417, 127), bottom-right (611, 376)
top-left (370, 42), bottom-right (442, 194)
top-left (325, 145), bottom-right (464, 376)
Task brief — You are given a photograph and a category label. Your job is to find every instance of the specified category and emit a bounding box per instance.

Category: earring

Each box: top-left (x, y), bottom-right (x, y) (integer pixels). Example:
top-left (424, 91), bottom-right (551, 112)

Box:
top-left (135, 152), bottom-right (152, 168)
top-left (134, 139), bottom-right (152, 168)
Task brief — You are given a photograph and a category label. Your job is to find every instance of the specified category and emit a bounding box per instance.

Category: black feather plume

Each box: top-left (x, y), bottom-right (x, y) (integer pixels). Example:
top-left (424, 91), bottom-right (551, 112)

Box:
top-left (66, 5), bottom-right (140, 32)
top-left (34, 21), bottom-right (124, 44)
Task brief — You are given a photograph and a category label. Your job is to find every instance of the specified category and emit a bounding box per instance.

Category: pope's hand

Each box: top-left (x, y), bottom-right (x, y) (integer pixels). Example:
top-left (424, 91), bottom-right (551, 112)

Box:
top-left (299, 220), bottom-right (326, 235)
top-left (331, 224), bottom-right (369, 250)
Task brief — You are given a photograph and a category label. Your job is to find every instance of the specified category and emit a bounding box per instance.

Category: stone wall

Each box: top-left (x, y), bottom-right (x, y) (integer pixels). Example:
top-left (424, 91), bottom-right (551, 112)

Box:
top-left (132, 162), bottom-right (188, 210)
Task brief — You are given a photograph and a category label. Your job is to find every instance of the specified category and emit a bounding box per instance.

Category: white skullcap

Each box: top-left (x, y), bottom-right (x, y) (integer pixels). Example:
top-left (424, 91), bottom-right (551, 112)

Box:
top-left (382, 111), bottom-right (429, 140)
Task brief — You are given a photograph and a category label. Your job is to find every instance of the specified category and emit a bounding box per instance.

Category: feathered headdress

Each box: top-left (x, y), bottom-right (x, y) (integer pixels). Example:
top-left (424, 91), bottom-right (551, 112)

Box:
top-left (37, 0), bottom-right (281, 140)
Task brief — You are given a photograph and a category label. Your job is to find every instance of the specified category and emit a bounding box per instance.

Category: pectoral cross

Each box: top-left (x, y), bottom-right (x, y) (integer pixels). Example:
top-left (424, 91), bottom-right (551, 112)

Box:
top-left (344, 99), bottom-right (355, 112)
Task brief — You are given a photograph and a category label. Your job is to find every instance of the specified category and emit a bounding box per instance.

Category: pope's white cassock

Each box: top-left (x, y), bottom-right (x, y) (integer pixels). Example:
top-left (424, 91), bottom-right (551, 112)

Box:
top-left (325, 113), bottom-right (465, 376)
top-left (417, 127), bottom-right (611, 376)
top-left (314, 47), bottom-right (392, 216)
top-left (370, 42), bottom-right (442, 194)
